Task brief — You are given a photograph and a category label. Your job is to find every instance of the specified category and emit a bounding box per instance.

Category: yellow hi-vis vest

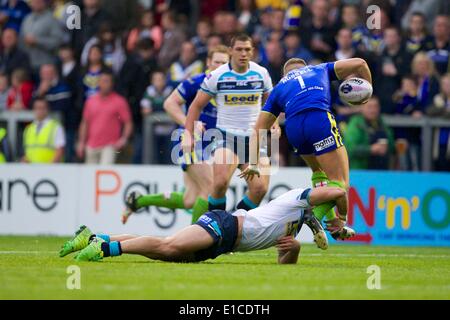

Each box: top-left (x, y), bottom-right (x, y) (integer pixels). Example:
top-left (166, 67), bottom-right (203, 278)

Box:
top-left (0, 127), bottom-right (6, 163)
top-left (24, 119), bottom-right (60, 163)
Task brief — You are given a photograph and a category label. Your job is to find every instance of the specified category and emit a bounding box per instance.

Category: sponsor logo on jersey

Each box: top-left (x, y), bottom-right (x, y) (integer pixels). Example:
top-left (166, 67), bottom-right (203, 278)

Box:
top-left (313, 136), bottom-right (336, 152)
top-left (224, 94), bottom-right (260, 105)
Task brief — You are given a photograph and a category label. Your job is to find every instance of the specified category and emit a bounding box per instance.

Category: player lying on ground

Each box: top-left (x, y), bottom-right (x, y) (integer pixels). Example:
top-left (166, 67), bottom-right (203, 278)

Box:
top-left (122, 46), bottom-right (230, 225)
top-left (59, 186), bottom-right (347, 263)
top-left (240, 57), bottom-right (372, 243)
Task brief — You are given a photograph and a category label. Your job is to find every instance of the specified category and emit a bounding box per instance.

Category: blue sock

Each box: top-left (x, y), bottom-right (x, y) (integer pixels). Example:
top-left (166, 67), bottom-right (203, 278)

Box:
top-left (101, 241), bottom-right (122, 257)
top-left (236, 195), bottom-right (258, 211)
top-left (97, 234), bottom-right (110, 243)
top-left (208, 195), bottom-right (226, 210)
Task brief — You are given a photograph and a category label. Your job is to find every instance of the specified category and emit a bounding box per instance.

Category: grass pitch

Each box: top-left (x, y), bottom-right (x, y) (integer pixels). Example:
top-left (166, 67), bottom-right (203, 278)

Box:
top-left (0, 236), bottom-right (449, 300)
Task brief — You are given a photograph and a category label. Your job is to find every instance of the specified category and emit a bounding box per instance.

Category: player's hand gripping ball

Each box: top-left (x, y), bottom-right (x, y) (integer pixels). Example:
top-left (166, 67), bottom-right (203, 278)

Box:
top-left (339, 77), bottom-right (373, 106)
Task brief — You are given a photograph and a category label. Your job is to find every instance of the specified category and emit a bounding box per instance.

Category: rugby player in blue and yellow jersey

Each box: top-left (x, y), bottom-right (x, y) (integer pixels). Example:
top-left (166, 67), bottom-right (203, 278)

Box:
top-left (240, 58), bottom-right (372, 244)
top-left (122, 46), bottom-right (230, 225)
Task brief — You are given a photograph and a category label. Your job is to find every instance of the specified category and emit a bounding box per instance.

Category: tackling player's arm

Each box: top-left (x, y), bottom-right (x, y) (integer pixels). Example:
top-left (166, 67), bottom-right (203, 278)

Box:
top-left (163, 90), bottom-right (187, 127)
top-left (276, 236), bottom-right (300, 264)
top-left (238, 111), bottom-right (276, 180)
top-left (334, 58), bottom-right (372, 84)
top-left (182, 91), bottom-right (211, 151)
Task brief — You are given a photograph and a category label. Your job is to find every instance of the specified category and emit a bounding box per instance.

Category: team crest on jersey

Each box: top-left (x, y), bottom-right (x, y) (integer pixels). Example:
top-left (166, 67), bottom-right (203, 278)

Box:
top-left (313, 136), bottom-right (336, 152)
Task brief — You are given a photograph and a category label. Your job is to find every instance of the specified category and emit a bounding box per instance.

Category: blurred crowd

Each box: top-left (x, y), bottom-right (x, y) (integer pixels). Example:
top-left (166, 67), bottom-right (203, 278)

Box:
top-left (0, 0), bottom-right (449, 171)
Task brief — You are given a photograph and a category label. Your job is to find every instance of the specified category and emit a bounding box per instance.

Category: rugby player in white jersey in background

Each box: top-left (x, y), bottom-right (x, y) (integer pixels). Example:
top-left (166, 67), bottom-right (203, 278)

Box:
top-left (182, 34), bottom-right (276, 213)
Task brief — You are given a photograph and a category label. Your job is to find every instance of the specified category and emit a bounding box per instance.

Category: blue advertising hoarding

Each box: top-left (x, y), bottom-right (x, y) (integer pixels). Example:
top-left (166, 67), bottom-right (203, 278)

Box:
top-left (331, 171), bottom-right (450, 246)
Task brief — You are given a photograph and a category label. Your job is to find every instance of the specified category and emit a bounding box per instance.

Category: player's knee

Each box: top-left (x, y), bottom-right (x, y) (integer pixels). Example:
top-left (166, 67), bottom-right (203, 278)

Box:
top-left (249, 184), bottom-right (268, 201)
top-left (213, 177), bottom-right (229, 195)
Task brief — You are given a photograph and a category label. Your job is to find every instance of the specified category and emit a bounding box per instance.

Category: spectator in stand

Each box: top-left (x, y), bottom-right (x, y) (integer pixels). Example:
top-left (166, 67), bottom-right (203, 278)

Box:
top-left (58, 45), bottom-right (79, 101)
top-left (360, 7), bottom-right (390, 55)
top-left (71, 0), bottom-right (111, 58)
top-left (34, 63), bottom-right (75, 162)
top-left (206, 34), bottom-right (224, 53)
top-left (405, 12), bottom-right (434, 55)
top-left (20, 0), bottom-right (64, 76)
top-left (283, 31), bottom-right (314, 63)
top-left (81, 22), bottom-right (126, 75)
top-left (118, 38), bottom-right (157, 164)
top-left (141, 70), bottom-right (175, 164)
top-left (426, 73), bottom-right (450, 171)
top-left (22, 98), bottom-right (65, 163)
top-left (333, 28), bottom-right (366, 61)
top-left (127, 9), bottom-right (163, 53)
top-left (52, 0), bottom-right (75, 44)
top-left (77, 71), bottom-right (133, 165)
top-left (0, 28), bottom-right (31, 77)
top-left (167, 41), bottom-right (203, 88)
top-left (213, 11), bottom-right (238, 45)
top-left (411, 52), bottom-right (440, 110)
top-left (424, 15), bottom-right (450, 76)
top-left (268, 8), bottom-right (285, 43)
top-left (0, 0), bottom-right (31, 32)
top-left (191, 18), bottom-right (212, 62)
top-left (236, 0), bottom-right (258, 35)
top-left (340, 4), bottom-right (367, 50)
top-left (392, 75), bottom-right (422, 171)
top-left (345, 96), bottom-right (395, 170)
top-left (0, 73), bottom-right (9, 110)
top-left (401, 0), bottom-right (445, 32)
top-left (7, 68), bottom-right (33, 111)
top-left (158, 10), bottom-right (187, 69)
top-left (376, 27), bottom-right (413, 114)
top-left (80, 44), bottom-right (109, 101)
top-left (252, 7), bottom-right (271, 46)
top-left (301, 0), bottom-right (336, 62)
top-left (283, 0), bottom-right (304, 32)
top-left (261, 40), bottom-right (285, 84)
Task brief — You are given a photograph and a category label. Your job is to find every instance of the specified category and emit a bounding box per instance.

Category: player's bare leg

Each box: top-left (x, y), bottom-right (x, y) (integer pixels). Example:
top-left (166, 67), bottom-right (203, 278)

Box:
top-left (208, 147), bottom-right (239, 210)
top-left (314, 147), bottom-right (354, 240)
top-left (185, 162), bottom-right (213, 222)
top-left (238, 156), bottom-right (270, 209)
top-left (120, 225), bottom-right (214, 262)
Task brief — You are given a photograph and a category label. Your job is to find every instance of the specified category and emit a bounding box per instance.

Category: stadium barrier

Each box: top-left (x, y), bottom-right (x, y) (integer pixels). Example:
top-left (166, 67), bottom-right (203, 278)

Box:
top-left (0, 164), bottom-right (449, 246)
top-left (143, 113), bottom-right (450, 171)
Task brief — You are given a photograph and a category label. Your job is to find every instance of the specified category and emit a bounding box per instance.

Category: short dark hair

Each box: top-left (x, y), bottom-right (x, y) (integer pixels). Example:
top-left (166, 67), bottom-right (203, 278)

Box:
top-left (136, 38), bottom-right (154, 51)
top-left (230, 33), bottom-right (253, 48)
top-left (100, 69), bottom-right (115, 81)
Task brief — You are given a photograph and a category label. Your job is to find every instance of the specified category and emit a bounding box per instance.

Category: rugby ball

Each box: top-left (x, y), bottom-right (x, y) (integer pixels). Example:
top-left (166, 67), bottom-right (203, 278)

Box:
top-left (338, 78), bottom-right (373, 106)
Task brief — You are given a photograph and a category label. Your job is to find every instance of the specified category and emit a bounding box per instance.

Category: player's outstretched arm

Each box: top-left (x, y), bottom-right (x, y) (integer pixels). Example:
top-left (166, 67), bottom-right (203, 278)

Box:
top-left (334, 58), bottom-right (372, 84)
top-left (276, 236), bottom-right (300, 264)
top-left (308, 187), bottom-right (347, 207)
top-left (163, 91), bottom-right (188, 127)
top-left (239, 111), bottom-right (277, 180)
top-left (183, 91), bottom-right (211, 151)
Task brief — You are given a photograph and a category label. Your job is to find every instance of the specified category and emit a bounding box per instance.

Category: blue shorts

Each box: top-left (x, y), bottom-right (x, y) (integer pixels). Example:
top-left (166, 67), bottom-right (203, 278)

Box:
top-left (213, 129), bottom-right (268, 164)
top-left (194, 210), bottom-right (239, 261)
top-left (285, 110), bottom-right (344, 156)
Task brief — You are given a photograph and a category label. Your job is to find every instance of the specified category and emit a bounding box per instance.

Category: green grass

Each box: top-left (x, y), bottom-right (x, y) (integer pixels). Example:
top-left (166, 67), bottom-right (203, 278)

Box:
top-left (1, 236), bottom-right (449, 299)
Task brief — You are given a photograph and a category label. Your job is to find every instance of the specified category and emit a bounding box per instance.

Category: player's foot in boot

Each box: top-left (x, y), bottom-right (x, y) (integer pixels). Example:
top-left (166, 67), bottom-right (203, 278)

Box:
top-left (59, 225), bottom-right (93, 257)
top-left (304, 210), bottom-right (328, 250)
top-left (75, 237), bottom-right (105, 262)
top-left (122, 191), bottom-right (142, 224)
top-left (325, 218), bottom-right (356, 240)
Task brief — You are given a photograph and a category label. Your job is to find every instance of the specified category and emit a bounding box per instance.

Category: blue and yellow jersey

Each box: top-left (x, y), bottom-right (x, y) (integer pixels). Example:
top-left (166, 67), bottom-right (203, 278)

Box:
top-left (262, 62), bottom-right (339, 119)
top-left (176, 73), bottom-right (217, 130)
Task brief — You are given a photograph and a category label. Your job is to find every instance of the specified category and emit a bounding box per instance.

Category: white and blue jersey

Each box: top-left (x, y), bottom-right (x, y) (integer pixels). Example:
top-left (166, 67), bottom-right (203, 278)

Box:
top-left (200, 61), bottom-right (273, 135)
top-left (262, 62), bottom-right (344, 156)
top-left (176, 73), bottom-right (217, 130)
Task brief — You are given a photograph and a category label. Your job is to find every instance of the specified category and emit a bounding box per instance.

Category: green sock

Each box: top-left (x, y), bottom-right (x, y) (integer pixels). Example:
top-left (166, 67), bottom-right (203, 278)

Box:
top-left (191, 197), bottom-right (209, 224)
top-left (136, 192), bottom-right (185, 210)
top-left (311, 172), bottom-right (337, 221)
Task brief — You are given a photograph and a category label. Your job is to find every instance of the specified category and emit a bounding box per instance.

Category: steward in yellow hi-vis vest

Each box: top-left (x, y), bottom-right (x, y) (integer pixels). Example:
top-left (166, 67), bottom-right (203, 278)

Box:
top-left (0, 127), bottom-right (7, 163)
top-left (23, 98), bottom-right (66, 163)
